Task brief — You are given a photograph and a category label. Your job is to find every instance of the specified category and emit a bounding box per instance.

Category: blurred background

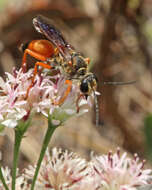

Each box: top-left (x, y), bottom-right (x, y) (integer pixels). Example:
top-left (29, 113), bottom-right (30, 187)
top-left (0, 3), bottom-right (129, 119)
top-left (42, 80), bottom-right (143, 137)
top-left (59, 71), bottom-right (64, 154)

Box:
top-left (0, 0), bottom-right (152, 170)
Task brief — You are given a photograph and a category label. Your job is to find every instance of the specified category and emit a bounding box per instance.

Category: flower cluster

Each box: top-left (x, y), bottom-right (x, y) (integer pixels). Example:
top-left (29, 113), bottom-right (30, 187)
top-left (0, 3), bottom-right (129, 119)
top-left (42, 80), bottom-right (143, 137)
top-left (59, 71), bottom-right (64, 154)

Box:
top-left (0, 167), bottom-right (27, 190)
top-left (0, 68), bottom-right (89, 130)
top-left (24, 148), bottom-right (89, 189)
top-left (1, 148), bottom-right (151, 190)
top-left (90, 149), bottom-right (152, 190)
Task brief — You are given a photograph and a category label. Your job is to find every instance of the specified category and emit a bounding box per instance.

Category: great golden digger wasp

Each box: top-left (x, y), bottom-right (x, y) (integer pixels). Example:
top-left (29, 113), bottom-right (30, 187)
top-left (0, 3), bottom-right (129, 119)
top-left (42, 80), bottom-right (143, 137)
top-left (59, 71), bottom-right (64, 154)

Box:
top-left (20, 15), bottom-right (135, 126)
top-left (21, 15), bottom-right (97, 103)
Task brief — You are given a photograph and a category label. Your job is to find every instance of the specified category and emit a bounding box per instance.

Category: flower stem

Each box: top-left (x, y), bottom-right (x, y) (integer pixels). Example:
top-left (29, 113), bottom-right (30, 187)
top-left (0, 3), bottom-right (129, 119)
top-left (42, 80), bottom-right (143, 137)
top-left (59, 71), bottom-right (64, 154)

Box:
top-left (12, 129), bottom-right (22, 190)
top-left (12, 120), bottom-right (31, 190)
top-left (0, 167), bottom-right (9, 190)
top-left (30, 117), bottom-right (58, 190)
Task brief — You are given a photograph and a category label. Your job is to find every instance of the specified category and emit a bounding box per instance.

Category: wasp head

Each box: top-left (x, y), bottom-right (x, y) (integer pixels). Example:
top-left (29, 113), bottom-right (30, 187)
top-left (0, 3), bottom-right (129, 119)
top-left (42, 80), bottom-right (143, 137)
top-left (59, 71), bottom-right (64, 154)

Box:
top-left (80, 73), bottom-right (99, 126)
top-left (80, 73), bottom-right (98, 98)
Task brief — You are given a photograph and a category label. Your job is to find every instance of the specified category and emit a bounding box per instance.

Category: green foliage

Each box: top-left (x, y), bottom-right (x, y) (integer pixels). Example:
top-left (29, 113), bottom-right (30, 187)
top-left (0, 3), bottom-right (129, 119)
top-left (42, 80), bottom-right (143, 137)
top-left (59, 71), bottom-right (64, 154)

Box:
top-left (128, 0), bottom-right (140, 10)
top-left (0, 125), bottom-right (5, 133)
top-left (144, 114), bottom-right (152, 161)
top-left (144, 22), bottom-right (152, 44)
top-left (0, 0), bottom-right (8, 10)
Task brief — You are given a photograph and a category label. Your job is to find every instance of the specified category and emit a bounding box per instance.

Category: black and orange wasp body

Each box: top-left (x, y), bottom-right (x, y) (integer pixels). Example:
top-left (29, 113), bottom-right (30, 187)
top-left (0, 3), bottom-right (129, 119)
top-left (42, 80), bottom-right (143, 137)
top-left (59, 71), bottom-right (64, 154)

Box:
top-left (21, 15), bottom-right (98, 105)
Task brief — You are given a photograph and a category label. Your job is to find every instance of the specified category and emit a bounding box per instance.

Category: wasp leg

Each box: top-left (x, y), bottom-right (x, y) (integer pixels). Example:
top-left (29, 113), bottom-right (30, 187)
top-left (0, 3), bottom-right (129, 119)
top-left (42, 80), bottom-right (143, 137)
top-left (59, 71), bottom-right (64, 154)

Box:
top-left (22, 49), bottom-right (47, 72)
top-left (54, 47), bottom-right (59, 55)
top-left (54, 80), bottom-right (72, 105)
top-left (25, 61), bottom-right (52, 99)
top-left (84, 57), bottom-right (90, 65)
top-left (76, 94), bottom-right (84, 113)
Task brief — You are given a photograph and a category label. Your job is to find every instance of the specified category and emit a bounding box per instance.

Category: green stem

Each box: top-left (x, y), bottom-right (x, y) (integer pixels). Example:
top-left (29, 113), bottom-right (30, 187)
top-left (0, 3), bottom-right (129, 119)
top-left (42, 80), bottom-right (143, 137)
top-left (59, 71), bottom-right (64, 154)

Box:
top-left (30, 118), bottom-right (58, 190)
top-left (12, 120), bottom-right (31, 190)
top-left (0, 167), bottom-right (9, 190)
top-left (11, 129), bottom-right (22, 190)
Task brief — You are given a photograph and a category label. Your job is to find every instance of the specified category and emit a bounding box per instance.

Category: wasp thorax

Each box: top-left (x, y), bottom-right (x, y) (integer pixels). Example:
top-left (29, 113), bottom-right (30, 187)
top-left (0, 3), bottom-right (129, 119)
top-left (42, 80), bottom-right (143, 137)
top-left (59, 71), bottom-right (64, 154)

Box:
top-left (80, 73), bottom-right (98, 95)
top-left (72, 55), bottom-right (87, 76)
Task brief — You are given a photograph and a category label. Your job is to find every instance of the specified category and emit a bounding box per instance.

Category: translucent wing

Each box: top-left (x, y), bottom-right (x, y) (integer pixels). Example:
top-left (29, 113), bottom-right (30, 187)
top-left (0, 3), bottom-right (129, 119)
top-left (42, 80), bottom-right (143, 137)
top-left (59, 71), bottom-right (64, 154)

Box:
top-left (33, 15), bottom-right (73, 60)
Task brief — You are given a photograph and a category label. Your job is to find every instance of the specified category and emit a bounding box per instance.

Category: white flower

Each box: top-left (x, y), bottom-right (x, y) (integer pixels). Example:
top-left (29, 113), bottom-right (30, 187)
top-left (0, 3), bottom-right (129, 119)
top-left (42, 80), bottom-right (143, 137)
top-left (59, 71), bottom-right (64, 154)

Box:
top-left (24, 148), bottom-right (90, 190)
top-left (0, 148), bottom-right (151, 190)
top-left (0, 68), bottom-right (92, 129)
top-left (90, 148), bottom-right (152, 190)
top-left (0, 167), bottom-right (28, 190)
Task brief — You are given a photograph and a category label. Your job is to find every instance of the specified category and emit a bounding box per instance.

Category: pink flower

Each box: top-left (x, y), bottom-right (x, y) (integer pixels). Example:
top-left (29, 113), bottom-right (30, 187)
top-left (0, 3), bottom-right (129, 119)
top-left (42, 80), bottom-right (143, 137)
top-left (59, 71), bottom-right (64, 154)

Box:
top-left (0, 148), bottom-right (151, 190)
top-left (24, 148), bottom-right (90, 190)
top-left (0, 167), bottom-right (28, 190)
top-left (90, 148), bottom-right (152, 190)
top-left (0, 68), bottom-right (90, 129)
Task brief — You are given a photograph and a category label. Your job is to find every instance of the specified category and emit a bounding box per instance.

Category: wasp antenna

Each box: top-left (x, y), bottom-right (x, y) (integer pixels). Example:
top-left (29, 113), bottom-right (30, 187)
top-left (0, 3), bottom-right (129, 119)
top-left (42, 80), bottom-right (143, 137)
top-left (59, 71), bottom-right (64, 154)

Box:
top-left (103, 80), bottom-right (136, 86)
top-left (18, 42), bottom-right (30, 52)
top-left (94, 91), bottom-right (99, 126)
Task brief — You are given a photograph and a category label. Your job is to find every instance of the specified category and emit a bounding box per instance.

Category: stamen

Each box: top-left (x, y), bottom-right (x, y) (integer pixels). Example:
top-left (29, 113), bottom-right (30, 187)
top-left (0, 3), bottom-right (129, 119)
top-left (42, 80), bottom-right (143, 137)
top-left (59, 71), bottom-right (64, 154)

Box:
top-left (134, 153), bottom-right (138, 161)
top-left (108, 151), bottom-right (113, 167)
top-left (140, 160), bottom-right (146, 170)
top-left (12, 67), bottom-right (17, 77)
top-left (117, 147), bottom-right (120, 158)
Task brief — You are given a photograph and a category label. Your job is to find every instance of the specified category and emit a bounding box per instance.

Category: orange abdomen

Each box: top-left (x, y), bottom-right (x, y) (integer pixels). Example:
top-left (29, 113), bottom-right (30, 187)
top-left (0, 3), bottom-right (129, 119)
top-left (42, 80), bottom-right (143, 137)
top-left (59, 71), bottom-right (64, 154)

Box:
top-left (28, 39), bottom-right (55, 58)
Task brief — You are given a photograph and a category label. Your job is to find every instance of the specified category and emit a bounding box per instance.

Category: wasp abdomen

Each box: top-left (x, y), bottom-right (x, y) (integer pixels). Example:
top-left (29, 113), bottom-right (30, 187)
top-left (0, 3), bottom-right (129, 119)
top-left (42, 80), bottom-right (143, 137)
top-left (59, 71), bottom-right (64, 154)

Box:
top-left (28, 40), bottom-right (55, 58)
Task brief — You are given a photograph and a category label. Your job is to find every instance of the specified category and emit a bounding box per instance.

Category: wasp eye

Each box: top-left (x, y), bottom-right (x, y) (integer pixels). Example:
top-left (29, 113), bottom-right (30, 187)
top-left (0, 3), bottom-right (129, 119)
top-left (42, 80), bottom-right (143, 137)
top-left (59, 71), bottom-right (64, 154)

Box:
top-left (80, 80), bottom-right (88, 93)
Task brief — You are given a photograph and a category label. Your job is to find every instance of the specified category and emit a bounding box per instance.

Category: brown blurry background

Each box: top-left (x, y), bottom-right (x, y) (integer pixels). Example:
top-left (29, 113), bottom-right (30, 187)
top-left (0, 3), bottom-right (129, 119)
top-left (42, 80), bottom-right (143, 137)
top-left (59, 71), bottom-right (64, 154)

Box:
top-left (0, 0), bottom-right (152, 169)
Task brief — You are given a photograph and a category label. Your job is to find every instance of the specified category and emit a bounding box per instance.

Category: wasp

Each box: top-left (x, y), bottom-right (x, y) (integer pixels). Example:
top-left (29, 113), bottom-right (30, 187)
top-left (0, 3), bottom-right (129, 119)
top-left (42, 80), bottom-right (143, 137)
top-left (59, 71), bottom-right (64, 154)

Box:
top-left (20, 15), bottom-right (135, 126)
top-left (21, 15), bottom-right (97, 105)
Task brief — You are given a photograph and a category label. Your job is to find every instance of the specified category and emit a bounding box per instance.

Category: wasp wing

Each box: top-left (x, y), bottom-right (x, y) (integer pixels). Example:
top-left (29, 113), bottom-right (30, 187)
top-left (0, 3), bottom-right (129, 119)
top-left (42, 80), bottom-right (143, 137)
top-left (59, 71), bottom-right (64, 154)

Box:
top-left (33, 15), bottom-right (73, 60)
